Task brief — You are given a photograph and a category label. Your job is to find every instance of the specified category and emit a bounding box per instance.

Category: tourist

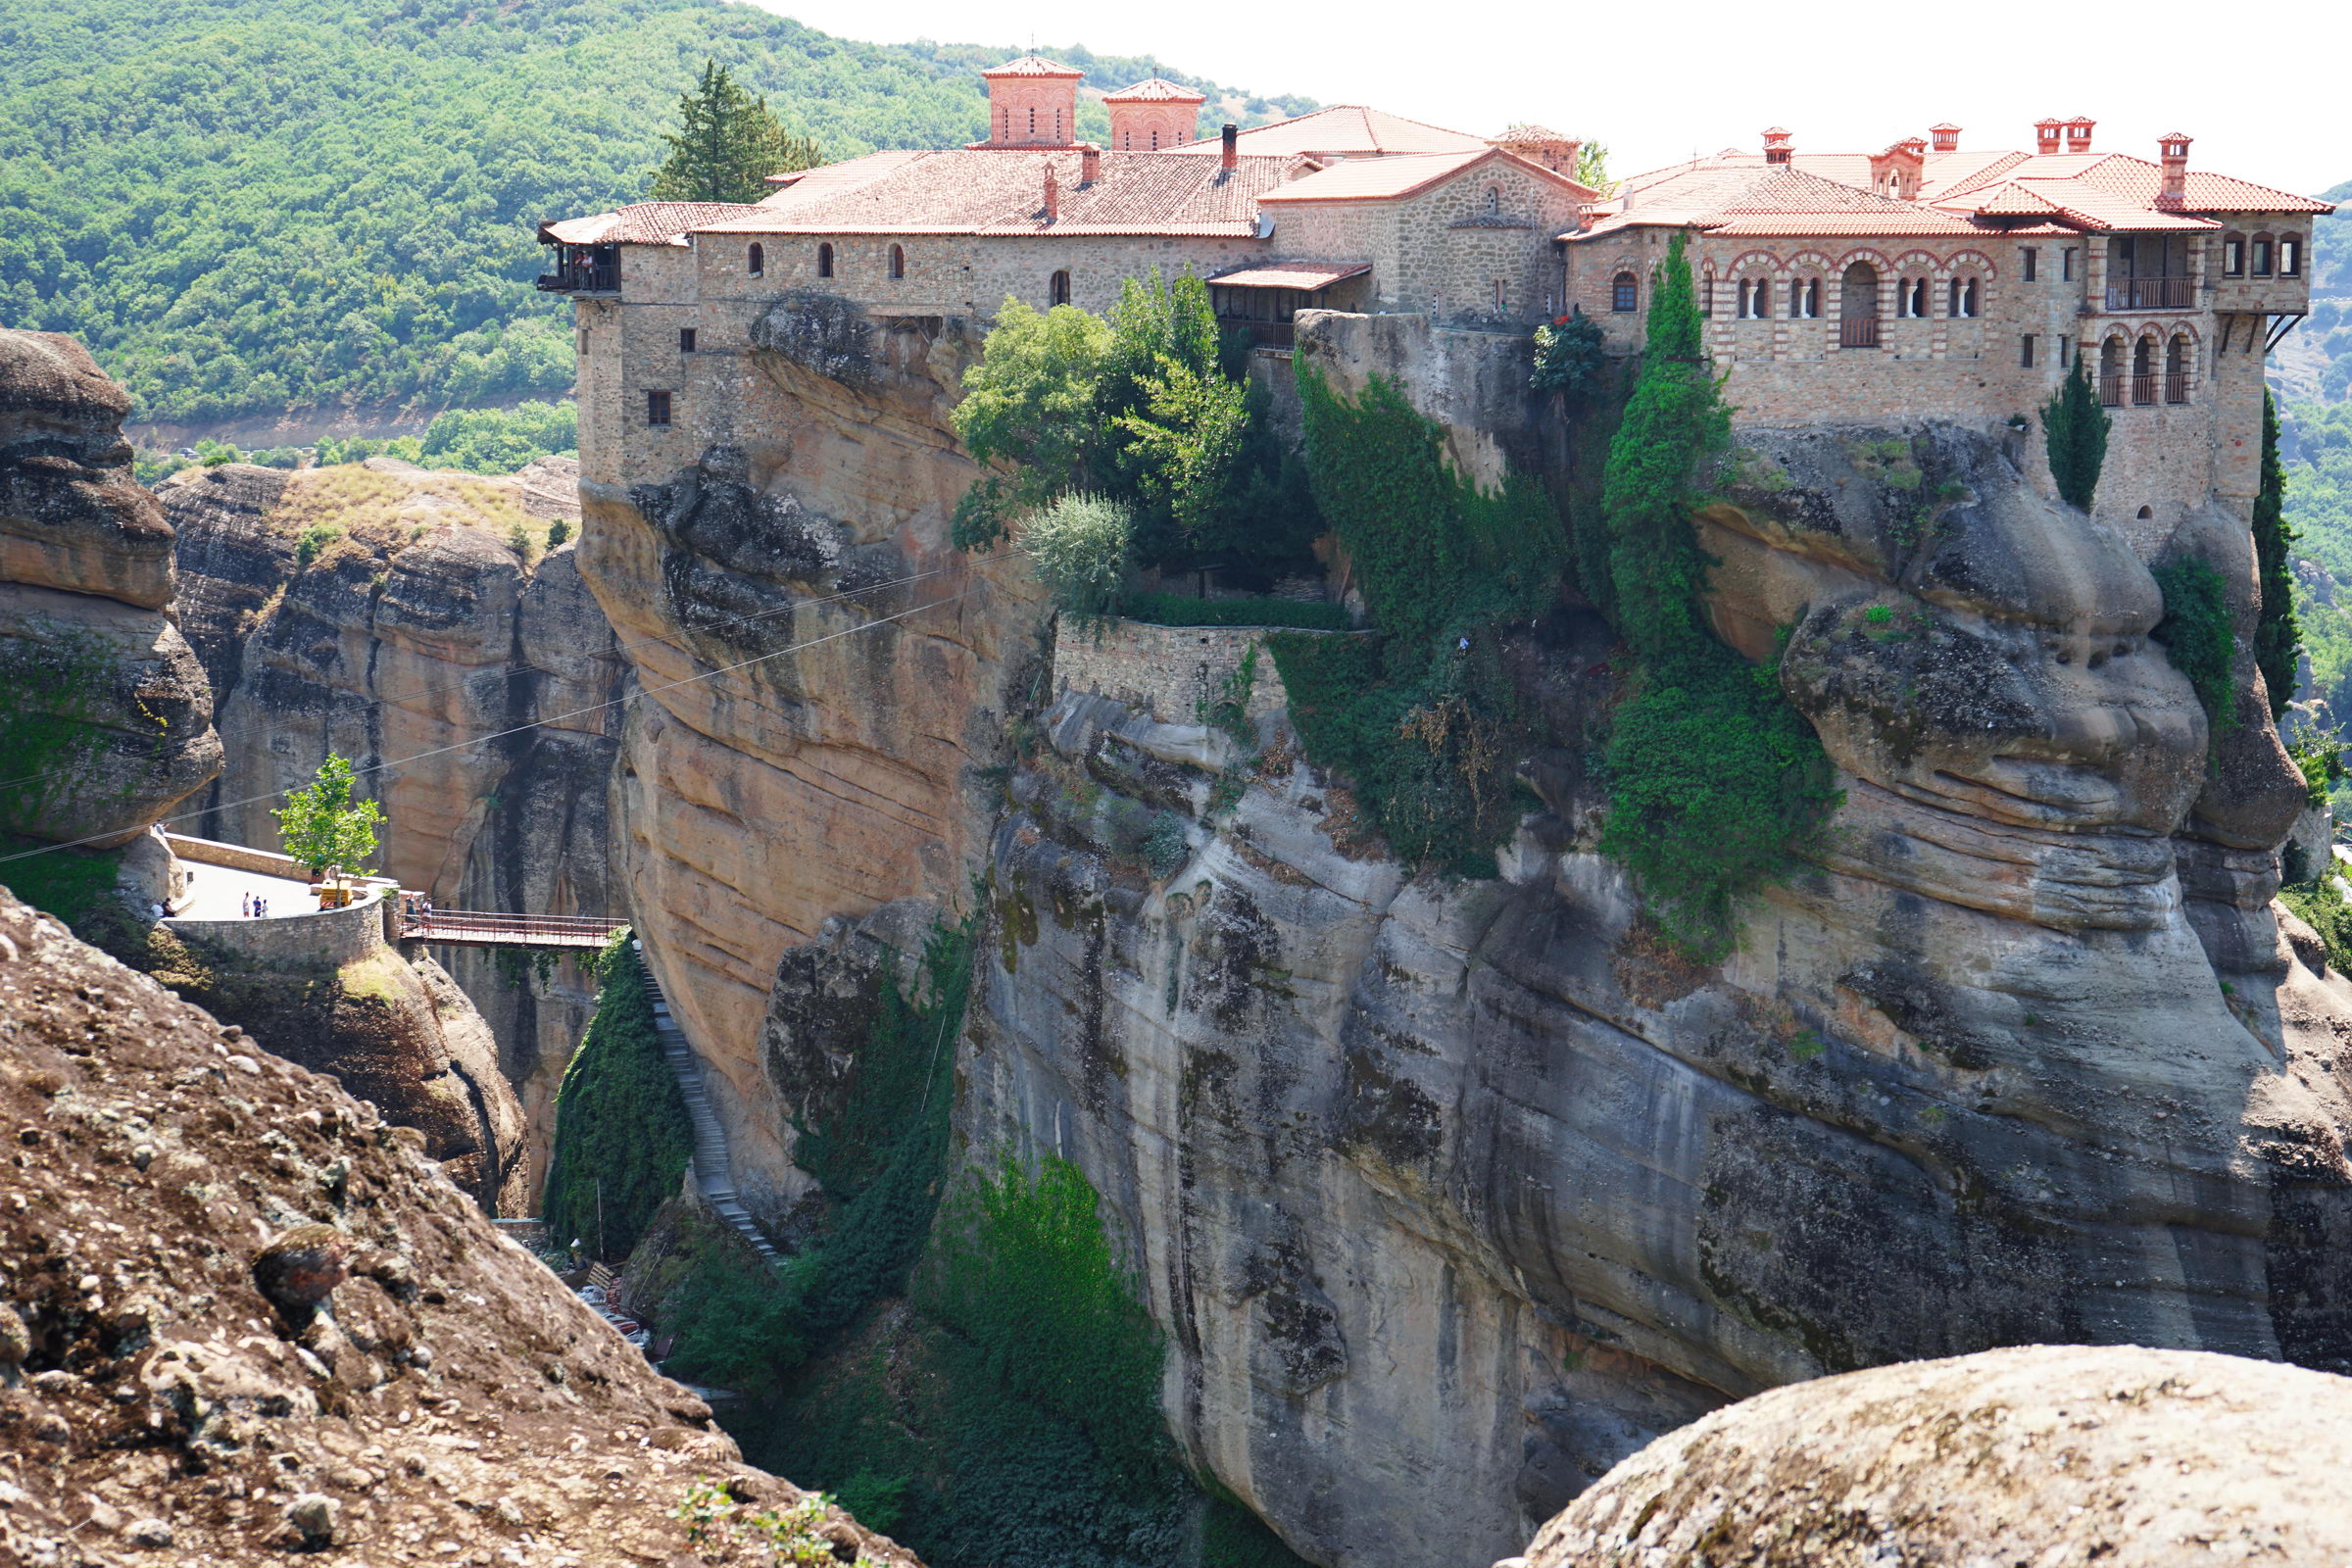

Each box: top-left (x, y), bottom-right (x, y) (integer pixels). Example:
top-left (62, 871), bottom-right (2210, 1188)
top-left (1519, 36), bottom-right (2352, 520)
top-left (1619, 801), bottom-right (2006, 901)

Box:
top-left (242, 891), bottom-right (252, 918)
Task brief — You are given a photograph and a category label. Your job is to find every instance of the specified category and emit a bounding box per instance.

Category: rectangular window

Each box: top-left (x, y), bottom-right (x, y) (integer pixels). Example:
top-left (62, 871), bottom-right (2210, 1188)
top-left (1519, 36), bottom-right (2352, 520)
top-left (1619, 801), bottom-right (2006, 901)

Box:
top-left (2224, 238), bottom-right (2244, 277)
top-left (2279, 237), bottom-right (2301, 277)
top-left (2022, 247), bottom-right (2038, 282)
top-left (2021, 335), bottom-right (2035, 368)
top-left (2062, 248), bottom-right (2078, 282)
top-left (679, 327), bottom-right (697, 353)
top-left (2058, 337), bottom-right (2071, 368)
top-left (646, 390), bottom-right (671, 427)
top-left (2253, 239), bottom-right (2274, 277)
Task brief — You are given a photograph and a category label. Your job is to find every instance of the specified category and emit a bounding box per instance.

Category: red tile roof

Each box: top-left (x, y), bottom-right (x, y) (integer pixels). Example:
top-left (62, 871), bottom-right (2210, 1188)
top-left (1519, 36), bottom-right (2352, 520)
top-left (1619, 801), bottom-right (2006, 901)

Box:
top-left (1102, 76), bottom-right (1205, 104)
top-left (981, 54), bottom-right (1083, 78)
top-left (540, 202), bottom-right (764, 247)
top-left (1206, 262), bottom-right (1371, 289)
top-left (1163, 105), bottom-right (1486, 159)
top-left (1260, 146), bottom-right (1593, 205)
top-left (692, 150), bottom-right (1303, 239)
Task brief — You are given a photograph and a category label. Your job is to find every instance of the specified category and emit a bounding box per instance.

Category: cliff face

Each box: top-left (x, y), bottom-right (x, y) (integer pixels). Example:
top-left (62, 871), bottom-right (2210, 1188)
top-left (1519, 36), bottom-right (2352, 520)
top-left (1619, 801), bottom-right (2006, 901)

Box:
top-left (0, 886), bottom-right (915, 1568)
top-left (162, 461), bottom-right (621, 1192)
top-left (574, 310), bottom-right (1046, 1222)
top-left (0, 330), bottom-right (220, 851)
top-left (574, 302), bottom-right (2352, 1568)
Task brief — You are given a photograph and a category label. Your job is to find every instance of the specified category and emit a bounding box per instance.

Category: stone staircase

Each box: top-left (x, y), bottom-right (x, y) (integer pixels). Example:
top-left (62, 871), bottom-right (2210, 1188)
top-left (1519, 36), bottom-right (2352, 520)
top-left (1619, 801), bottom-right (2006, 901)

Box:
top-left (631, 940), bottom-right (780, 1264)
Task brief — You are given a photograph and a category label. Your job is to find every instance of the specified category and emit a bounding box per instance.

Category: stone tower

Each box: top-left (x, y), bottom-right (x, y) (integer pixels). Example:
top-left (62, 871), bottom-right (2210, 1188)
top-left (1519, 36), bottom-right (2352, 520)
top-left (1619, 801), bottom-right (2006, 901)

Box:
top-left (1490, 123), bottom-right (1584, 178)
top-left (980, 54), bottom-right (1085, 147)
top-left (1103, 77), bottom-right (1207, 152)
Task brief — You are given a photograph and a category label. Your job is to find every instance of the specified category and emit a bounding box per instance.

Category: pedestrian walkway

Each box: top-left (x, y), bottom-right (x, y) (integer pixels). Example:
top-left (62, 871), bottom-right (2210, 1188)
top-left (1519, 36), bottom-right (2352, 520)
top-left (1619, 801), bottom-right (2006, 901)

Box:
top-left (172, 859), bottom-right (316, 921)
top-left (632, 941), bottom-right (779, 1263)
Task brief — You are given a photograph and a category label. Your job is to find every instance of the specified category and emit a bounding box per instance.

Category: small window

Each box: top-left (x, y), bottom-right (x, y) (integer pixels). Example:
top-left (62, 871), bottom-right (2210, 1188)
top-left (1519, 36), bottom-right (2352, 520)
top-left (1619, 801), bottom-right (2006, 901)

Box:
top-left (1789, 278), bottom-right (1819, 318)
top-left (2058, 336), bottom-right (2071, 368)
top-left (2223, 236), bottom-right (2244, 277)
top-left (679, 327), bottom-right (697, 353)
top-left (1049, 270), bottom-right (1071, 308)
top-left (646, 390), bottom-right (671, 427)
top-left (1485, 185), bottom-right (1500, 214)
top-left (2062, 247), bottom-right (2078, 281)
top-left (1901, 277), bottom-right (1928, 318)
top-left (2279, 236), bottom-right (2301, 277)
top-left (889, 244), bottom-right (906, 280)
top-left (2136, 505), bottom-right (2154, 520)
top-left (2020, 334), bottom-right (2035, 368)
top-left (1493, 278), bottom-right (1505, 314)
top-left (1611, 270), bottom-right (1638, 312)
top-left (748, 243), bottom-right (763, 277)
top-left (2252, 237), bottom-right (2274, 277)
top-left (1700, 271), bottom-right (1715, 318)
top-left (2022, 247), bottom-right (2038, 282)
top-left (817, 242), bottom-right (834, 278)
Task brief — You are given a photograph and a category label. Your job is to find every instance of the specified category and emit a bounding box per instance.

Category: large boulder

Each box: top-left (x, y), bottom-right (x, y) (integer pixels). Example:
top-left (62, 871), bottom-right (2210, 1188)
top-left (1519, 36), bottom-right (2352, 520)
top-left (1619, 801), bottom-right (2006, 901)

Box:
top-left (1522, 1345), bottom-right (2352, 1566)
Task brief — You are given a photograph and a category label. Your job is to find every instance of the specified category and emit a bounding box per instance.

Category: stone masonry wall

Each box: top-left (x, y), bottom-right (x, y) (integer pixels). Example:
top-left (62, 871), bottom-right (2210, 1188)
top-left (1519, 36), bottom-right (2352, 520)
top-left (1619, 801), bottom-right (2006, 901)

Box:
top-left (1053, 617), bottom-right (1346, 726)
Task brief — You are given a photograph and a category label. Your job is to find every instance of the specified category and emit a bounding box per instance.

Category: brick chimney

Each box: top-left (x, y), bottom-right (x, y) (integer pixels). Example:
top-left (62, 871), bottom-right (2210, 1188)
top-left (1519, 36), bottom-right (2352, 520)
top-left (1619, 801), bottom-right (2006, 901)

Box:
top-left (1899, 135), bottom-right (1929, 159)
top-left (2034, 118), bottom-right (2062, 155)
top-left (1220, 122), bottom-right (1238, 173)
top-left (1080, 144), bottom-right (1101, 185)
top-left (1762, 126), bottom-right (1792, 165)
top-left (1043, 164), bottom-right (1059, 221)
top-left (2064, 116), bottom-right (2094, 153)
top-left (1929, 122), bottom-right (1960, 153)
top-left (2157, 131), bottom-right (2191, 208)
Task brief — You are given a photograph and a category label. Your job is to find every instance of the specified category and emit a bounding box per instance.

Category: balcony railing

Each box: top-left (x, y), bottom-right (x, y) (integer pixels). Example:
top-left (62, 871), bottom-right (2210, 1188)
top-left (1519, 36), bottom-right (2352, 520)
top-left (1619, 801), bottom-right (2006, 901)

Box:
top-left (2103, 277), bottom-right (2194, 312)
top-left (537, 261), bottom-right (618, 294)
top-left (1838, 317), bottom-right (1881, 349)
top-left (2166, 372), bottom-right (2192, 404)
top-left (2100, 374), bottom-right (2167, 407)
top-left (1217, 318), bottom-right (1296, 350)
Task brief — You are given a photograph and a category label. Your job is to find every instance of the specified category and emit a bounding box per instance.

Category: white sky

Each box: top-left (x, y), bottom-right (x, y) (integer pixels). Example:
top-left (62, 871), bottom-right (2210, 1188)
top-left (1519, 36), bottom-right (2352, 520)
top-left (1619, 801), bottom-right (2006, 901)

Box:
top-left (748, 0), bottom-right (2346, 198)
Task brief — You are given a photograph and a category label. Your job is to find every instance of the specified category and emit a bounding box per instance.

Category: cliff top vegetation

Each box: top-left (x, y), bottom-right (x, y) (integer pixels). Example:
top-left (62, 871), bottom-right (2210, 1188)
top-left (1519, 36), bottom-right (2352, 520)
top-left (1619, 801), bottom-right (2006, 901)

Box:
top-left (0, 0), bottom-right (1308, 426)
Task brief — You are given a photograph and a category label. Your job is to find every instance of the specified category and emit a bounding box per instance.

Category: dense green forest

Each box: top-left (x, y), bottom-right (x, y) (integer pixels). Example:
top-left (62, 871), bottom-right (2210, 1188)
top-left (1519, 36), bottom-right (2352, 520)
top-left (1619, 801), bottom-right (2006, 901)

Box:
top-left (2277, 175), bottom-right (2352, 733)
top-left (0, 0), bottom-right (1308, 425)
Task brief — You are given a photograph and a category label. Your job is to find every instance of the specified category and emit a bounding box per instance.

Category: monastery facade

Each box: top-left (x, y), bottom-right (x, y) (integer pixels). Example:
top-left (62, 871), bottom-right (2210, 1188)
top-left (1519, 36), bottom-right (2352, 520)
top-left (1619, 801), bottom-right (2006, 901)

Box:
top-left (542, 55), bottom-right (2329, 543)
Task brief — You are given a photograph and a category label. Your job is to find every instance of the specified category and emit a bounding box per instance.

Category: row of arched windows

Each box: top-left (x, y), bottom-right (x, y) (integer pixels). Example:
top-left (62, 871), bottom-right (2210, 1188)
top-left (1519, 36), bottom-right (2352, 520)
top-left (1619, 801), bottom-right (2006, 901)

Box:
top-left (2098, 330), bottom-right (2198, 407)
top-left (1702, 270), bottom-right (1980, 319)
top-left (744, 242), bottom-right (906, 281)
top-left (2221, 230), bottom-right (2302, 279)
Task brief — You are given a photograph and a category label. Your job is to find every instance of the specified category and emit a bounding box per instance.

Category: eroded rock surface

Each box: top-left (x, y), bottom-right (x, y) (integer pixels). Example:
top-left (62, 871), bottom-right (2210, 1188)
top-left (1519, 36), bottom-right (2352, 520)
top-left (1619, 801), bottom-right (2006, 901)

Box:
top-left (163, 462), bottom-right (619, 1194)
top-left (1522, 1346), bottom-right (2352, 1566)
top-left (0, 330), bottom-right (221, 849)
top-left (0, 888), bottom-right (917, 1567)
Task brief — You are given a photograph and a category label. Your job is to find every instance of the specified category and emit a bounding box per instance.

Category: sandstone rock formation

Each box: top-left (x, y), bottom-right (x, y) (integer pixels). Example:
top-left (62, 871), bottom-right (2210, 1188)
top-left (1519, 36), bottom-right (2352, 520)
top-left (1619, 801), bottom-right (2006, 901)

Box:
top-left (0, 330), bottom-right (220, 850)
top-left (0, 886), bottom-right (917, 1568)
top-left (163, 460), bottom-right (620, 1193)
top-left (1521, 1345), bottom-right (2352, 1566)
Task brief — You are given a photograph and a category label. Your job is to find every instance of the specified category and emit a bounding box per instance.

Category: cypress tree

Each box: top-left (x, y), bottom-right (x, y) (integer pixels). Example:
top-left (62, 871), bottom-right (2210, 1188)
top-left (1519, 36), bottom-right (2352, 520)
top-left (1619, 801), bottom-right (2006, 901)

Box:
top-left (2041, 360), bottom-right (2110, 512)
top-left (649, 61), bottom-right (821, 204)
top-left (2252, 390), bottom-right (2301, 717)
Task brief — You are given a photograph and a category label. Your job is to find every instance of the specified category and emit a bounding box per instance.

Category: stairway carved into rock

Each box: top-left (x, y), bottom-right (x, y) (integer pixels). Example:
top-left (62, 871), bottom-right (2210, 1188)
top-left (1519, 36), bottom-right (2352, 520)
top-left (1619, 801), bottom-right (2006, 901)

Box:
top-left (631, 940), bottom-right (779, 1262)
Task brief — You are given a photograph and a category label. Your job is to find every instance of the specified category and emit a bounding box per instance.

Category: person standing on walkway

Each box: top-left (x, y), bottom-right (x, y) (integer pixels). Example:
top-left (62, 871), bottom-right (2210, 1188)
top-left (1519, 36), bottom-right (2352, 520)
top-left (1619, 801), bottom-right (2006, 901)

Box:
top-left (242, 892), bottom-right (252, 918)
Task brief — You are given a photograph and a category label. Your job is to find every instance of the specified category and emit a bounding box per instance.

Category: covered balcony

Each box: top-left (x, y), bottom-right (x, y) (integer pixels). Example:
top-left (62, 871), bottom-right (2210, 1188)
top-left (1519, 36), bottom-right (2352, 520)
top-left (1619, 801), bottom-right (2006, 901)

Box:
top-left (537, 241), bottom-right (619, 295)
top-left (1206, 263), bottom-right (1371, 351)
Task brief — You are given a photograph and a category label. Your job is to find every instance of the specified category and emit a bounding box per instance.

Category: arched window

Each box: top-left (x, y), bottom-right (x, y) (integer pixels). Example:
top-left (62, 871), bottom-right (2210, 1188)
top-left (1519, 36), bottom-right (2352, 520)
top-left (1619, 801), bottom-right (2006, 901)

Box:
top-left (1049, 270), bottom-right (1071, 308)
top-left (1947, 277), bottom-right (1978, 318)
top-left (2132, 335), bottom-right (2157, 404)
top-left (889, 244), bottom-right (906, 279)
top-left (816, 243), bottom-right (833, 278)
top-left (2222, 233), bottom-right (2245, 277)
top-left (2280, 235), bottom-right (2303, 276)
top-left (2252, 234), bottom-right (2275, 276)
top-left (1493, 278), bottom-right (1505, 315)
top-left (1700, 270), bottom-right (1716, 318)
top-left (748, 243), bottom-right (764, 277)
top-left (2166, 332), bottom-right (2191, 403)
top-left (2136, 505), bottom-right (2154, 520)
top-left (1839, 262), bottom-right (1881, 347)
top-left (2099, 335), bottom-right (2125, 405)
top-left (1790, 278), bottom-right (1819, 318)
top-left (1485, 185), bottom-right (1501, 215)
top-left (1611, 271), bottom-right (1639, 312)
top-left (1902, 277), bottom-right (1929, 318)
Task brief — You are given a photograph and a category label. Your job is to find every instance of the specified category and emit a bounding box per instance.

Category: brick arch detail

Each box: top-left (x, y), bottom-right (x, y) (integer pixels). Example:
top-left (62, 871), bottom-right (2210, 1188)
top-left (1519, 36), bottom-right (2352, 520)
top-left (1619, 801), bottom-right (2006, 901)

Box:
top-left (1725, 249), bottom-right (1788, 276)
top-left (1941, 247), bottom-right (1998, 279)
top-left (1830, 247), bottom-right (1897, 275)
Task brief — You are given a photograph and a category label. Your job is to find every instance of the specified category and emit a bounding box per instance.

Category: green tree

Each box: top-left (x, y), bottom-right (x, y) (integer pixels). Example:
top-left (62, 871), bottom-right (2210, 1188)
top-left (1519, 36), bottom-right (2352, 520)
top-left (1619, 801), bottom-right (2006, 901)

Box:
top-left (1574, 139), bottom-right (1612, 193)
top-left (1022, 493), bottom-right (1136, 620)
top-left (271, 753), bottom-right (384, 873)
top-left (648, 59), bottom-right (821, 204)
top-left (949, 299), bottom-right (1115, 549)
top-left (2253, 391), bottom-right (2300, 717)
top-left (2042, 360), bottom-right (2110, 513)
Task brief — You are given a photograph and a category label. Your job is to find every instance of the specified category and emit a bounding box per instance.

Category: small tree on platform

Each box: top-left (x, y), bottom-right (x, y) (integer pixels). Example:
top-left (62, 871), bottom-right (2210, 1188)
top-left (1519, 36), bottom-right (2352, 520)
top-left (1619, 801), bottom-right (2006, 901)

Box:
top-left (273, 754), bottom-right (383, 874)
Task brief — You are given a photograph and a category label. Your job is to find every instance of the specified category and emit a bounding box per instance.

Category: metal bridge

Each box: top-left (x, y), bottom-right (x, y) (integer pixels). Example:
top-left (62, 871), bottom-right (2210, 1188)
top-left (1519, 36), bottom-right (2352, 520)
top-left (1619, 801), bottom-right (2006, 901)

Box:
top-left (398, 908), bottom-right (624, 951)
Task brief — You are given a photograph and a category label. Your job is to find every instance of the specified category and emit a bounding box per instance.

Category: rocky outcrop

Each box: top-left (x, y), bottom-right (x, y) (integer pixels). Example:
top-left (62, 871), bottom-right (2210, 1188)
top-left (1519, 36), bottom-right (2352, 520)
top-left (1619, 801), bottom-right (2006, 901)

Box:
top-left (0, 886), bottom-right (916, 1568)
top-left (1522, 1345), bottom-right (2352, 1566)
top-left (162, 461), bottom-right (620, 1195)
top-left (0, 330), bottom-right (220, 851)
top-left (575, 314), bottom-right (1046, 1221)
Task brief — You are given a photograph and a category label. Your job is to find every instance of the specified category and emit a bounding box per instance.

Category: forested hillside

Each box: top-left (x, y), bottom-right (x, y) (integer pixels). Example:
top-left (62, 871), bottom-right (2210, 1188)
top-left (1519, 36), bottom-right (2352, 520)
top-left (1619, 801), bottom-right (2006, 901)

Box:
top-left (0, 0), bottom-right (1307, 426)
top-left (2277, 177), bottom-right (2352, 734)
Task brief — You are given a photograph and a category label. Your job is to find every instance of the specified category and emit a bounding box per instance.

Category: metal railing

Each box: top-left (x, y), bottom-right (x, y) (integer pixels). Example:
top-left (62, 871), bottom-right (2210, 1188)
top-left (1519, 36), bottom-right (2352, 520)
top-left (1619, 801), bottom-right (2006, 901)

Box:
top-left (2103, 277), bottom-right (2194, 312)
top-left (1838, 317), bottom-right (1881, 348)
top-left (400, 908), bottom-right (624, 947)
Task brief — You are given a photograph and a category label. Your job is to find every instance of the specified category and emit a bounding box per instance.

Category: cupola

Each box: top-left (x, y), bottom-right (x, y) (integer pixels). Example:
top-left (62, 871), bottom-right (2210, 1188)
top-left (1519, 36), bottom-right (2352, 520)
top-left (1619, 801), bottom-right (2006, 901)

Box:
top-left (1102, 77), bottom-right (1205, 152)
top-left (1762, 126), bottom-right (1793, 165)
top-left (980, 54), bottom-right (1085, 148)
top-left (1929, 122), bottom-right (1961, 153)
top-left (2034, 117), bottom-right (2062, 154)
top-left (2064, 116), bottom-right (2094, 153)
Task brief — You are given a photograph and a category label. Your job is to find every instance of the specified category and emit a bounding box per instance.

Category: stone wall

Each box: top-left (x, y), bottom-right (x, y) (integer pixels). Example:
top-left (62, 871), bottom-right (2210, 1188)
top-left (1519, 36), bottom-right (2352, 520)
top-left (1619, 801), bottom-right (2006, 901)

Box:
top-left (163, 884), bottom-right (390, 968)
top-left (1053, 617), bottom-right (1335, 726)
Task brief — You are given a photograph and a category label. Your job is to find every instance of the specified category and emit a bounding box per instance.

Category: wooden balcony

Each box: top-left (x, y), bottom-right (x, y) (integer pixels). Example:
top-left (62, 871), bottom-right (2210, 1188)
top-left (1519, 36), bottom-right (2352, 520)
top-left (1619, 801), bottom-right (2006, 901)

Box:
top-left (1838, 317), bottom-right (1881, 349)
top-left (537, 261), bottom-right (618, 295)
top-left (2103, 277), bottom-right (2194, 312)
top-left (2100, 374), bottom-right (2168, 407)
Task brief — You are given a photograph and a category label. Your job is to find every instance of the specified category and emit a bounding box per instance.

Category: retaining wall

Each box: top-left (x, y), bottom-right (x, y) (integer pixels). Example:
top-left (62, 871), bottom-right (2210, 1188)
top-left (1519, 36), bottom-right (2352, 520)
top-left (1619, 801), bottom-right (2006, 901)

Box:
top-left (163, 885), bottom-right (392, 968)
top-left (1054, 616), bottom-right (1366, 726)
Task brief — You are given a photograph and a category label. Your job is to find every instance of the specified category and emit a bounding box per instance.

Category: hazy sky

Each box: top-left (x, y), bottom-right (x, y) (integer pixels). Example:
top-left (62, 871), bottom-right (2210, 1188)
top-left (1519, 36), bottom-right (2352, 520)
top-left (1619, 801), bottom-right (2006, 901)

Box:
top-left (749, 0), bottom-right (2344, 198)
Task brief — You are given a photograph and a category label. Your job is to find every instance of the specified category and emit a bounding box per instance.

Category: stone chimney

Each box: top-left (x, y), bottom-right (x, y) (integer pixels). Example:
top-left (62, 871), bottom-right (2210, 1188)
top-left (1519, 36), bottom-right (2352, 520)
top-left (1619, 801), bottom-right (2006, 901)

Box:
top-left (2034, 118), bottom-right (2062, 155)
top-left (2157, 131), bottom-right (2191, 208)
top-left (1220, 122), bottom-right (1239, 173)
top-left (1762, 126), bottom-right (1792, 165)
top-left (1043, 164), bottom-right (1059, 221)
top-left (1080, 144), bottom-right (1101, 185)
top-left (2064, 116), bottom-right (2094, 154)
top-left (1929, 122), bottom-right (1960, 153)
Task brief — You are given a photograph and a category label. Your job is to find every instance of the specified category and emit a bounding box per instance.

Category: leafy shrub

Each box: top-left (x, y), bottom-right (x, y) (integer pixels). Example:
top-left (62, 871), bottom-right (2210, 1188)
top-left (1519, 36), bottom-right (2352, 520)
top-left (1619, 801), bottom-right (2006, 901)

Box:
top-left (2042, 360), bottom-right (2110, 512)
top-left (1023, 493), bottom-right (1136, 621)
top-left (541, 929), bottom-right (694, 1260)
top-left (293, 522), bottom-right (340, 570)
top-left (2289, 726), bottom-right (2345, 807)
top-left (2281, 873), bottom-right (2352, 974)
top-left (950, 301), bottom-right (1113, 550)
top-left (1117, 593), bottom-right (1348, 630)
top-left (2152, 556), bottom-right (2239, 743)
top-left (662, 1247), bottom-right (807, 1391)
top-left (1140, 812), bottom-right (1191, 880)
top-left (547, 516), bottom-right (572, 549)
top-left (1530, 309), bottom-right (1607, 401)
